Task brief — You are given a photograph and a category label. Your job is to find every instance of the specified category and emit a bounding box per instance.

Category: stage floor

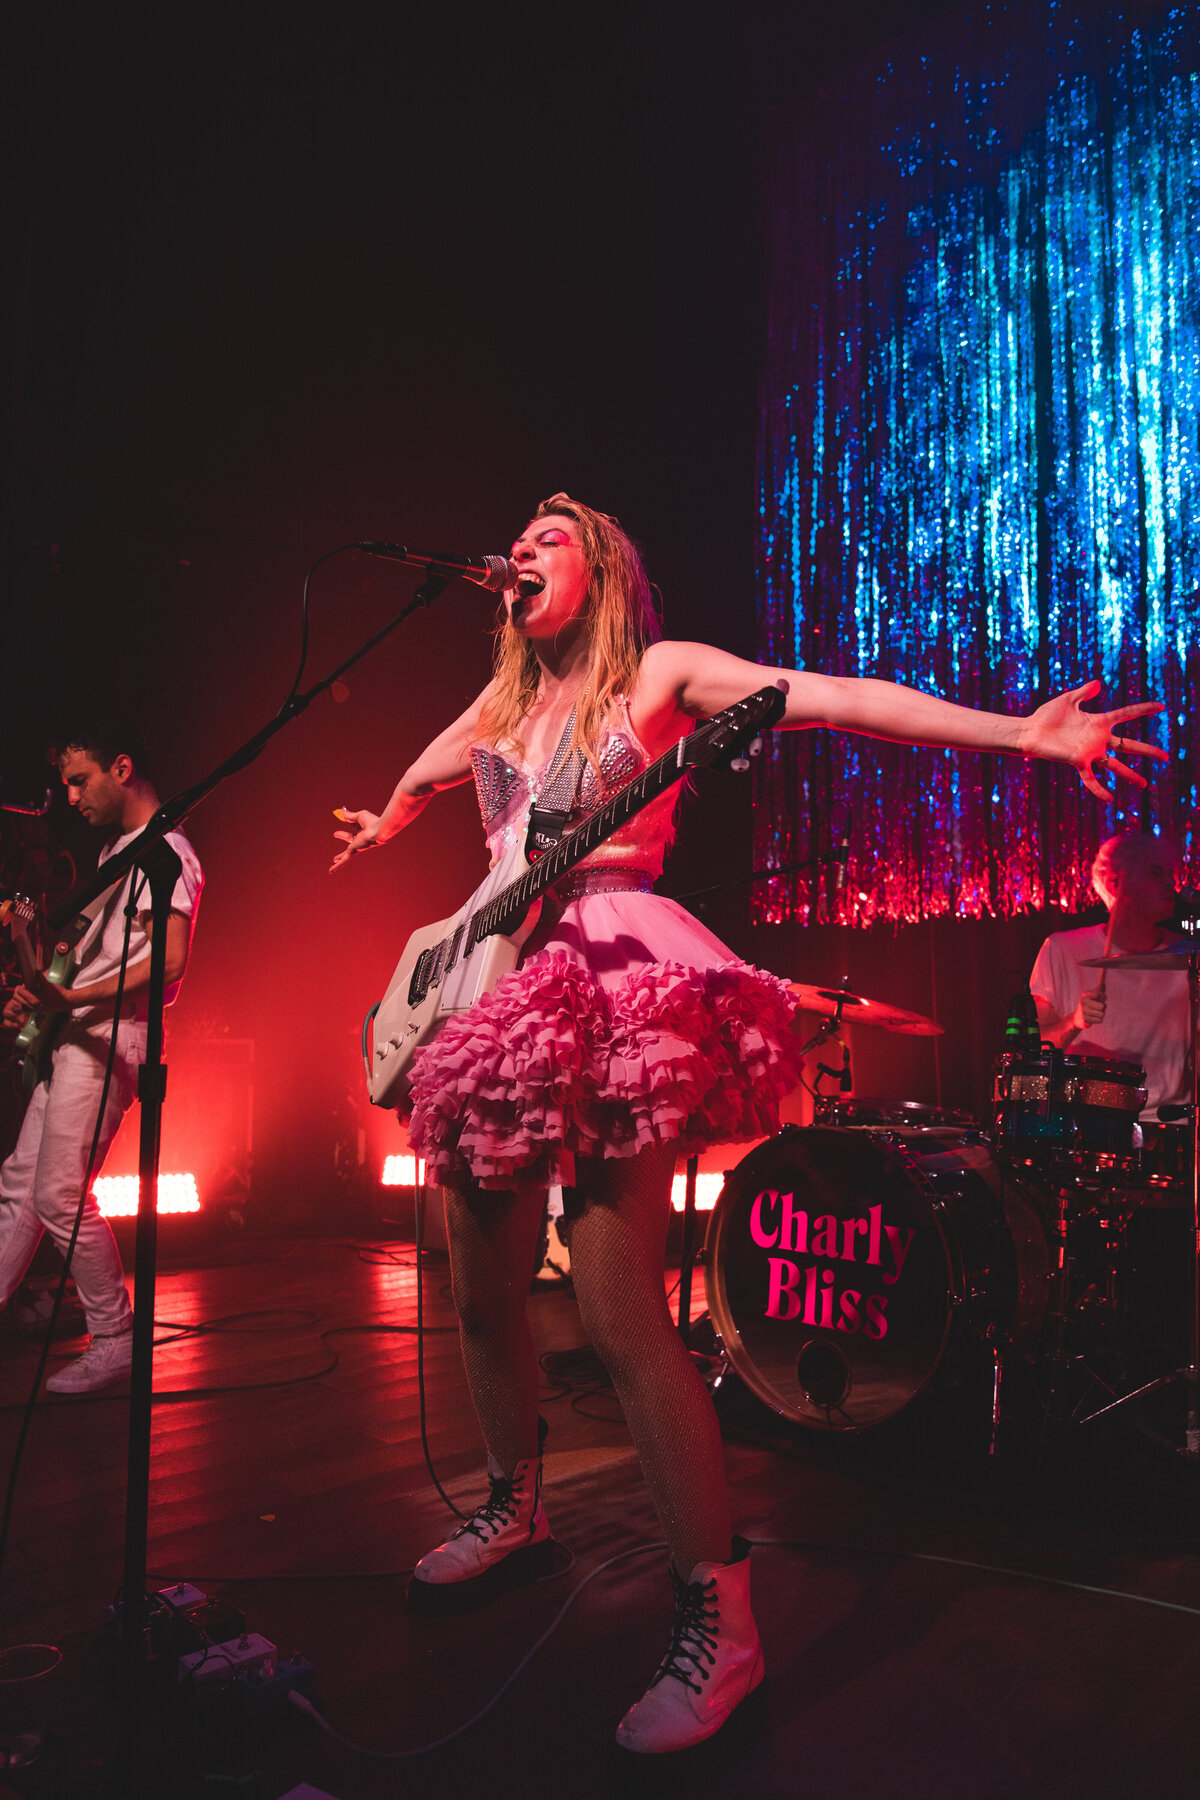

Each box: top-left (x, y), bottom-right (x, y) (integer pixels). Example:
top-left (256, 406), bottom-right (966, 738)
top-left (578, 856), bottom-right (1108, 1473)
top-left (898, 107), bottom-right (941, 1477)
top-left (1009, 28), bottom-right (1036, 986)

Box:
top-left (1, 1228), bottom-right (1199, 1798)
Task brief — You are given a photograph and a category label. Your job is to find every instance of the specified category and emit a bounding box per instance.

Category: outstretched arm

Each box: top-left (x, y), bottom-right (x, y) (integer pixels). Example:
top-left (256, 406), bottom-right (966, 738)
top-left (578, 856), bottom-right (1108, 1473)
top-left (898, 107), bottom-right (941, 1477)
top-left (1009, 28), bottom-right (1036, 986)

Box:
top-left (637, 641), bottom-right (1166, 800)
top-left (330, 685), bottom-right (492, 871)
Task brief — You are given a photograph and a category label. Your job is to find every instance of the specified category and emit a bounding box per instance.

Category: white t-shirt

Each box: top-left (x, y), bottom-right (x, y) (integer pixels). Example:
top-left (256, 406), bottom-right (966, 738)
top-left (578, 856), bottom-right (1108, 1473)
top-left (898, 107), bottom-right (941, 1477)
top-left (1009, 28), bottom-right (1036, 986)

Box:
top-left (1029, 922), bottom-right (1189, 1116)
top-left (72, 828), bottom-right (204, 1026)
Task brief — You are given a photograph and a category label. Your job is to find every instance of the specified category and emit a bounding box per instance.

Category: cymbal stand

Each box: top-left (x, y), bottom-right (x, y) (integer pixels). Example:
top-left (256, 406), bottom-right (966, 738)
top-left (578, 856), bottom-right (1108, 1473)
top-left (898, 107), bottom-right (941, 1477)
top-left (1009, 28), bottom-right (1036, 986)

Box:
top-left (1071, 942), bottom-right (1200, 1458)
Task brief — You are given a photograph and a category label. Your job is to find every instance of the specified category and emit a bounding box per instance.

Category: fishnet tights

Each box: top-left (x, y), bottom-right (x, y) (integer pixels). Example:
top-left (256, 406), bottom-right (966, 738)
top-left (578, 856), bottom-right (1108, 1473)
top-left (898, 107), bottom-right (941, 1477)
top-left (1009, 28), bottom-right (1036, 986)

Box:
top-left (442, 1145), bottom-right (732, 1575)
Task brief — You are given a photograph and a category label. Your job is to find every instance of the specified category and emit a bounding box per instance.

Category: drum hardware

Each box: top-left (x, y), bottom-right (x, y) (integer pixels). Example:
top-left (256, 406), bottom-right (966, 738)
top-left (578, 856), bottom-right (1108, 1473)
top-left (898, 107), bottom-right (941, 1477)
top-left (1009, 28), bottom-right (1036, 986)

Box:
top-left (1007, 950), bottom-right (1200, 1454)
top-left (814, 1042), bottom-right (853, 1097)
top-left (1032, 1174), bottom-right (1139, 1440)
top-left (787, 984), bottom-right (854, 1104)
top-left (1017, 948), bottom-right (1200, 1459)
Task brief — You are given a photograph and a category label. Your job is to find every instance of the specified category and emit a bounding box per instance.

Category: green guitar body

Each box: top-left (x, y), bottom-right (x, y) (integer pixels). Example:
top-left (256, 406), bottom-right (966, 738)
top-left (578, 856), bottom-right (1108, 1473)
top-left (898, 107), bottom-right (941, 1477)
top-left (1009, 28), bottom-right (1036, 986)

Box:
top-left (14, 943), bottom-right (75, 1092)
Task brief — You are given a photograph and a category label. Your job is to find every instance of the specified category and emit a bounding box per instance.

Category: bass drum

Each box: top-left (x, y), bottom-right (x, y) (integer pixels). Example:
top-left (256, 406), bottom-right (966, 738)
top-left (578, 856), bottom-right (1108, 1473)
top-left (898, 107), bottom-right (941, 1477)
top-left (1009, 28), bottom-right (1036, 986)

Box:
top-left (704, 1125), bottom-right (1049, 1430)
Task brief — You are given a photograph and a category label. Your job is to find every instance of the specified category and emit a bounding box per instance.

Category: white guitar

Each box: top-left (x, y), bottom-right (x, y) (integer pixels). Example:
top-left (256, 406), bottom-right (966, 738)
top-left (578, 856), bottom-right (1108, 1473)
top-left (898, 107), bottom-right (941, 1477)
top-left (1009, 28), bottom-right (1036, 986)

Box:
top-left (364, 682), bottom-right (789, 1108)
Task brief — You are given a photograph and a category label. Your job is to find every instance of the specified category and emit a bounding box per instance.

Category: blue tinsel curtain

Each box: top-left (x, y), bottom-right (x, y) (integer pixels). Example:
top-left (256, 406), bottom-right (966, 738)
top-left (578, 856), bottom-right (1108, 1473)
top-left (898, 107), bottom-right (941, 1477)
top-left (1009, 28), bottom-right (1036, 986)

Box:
top-left (755, 0), bottom-right (1200, 926)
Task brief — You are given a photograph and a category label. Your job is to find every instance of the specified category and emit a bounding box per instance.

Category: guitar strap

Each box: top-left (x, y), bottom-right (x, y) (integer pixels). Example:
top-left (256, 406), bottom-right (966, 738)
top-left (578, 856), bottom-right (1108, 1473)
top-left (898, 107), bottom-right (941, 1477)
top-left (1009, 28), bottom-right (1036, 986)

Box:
top-left (526, 704), bottom-right (588, 863)
top-left (59, 864), bottom-right (141, 959)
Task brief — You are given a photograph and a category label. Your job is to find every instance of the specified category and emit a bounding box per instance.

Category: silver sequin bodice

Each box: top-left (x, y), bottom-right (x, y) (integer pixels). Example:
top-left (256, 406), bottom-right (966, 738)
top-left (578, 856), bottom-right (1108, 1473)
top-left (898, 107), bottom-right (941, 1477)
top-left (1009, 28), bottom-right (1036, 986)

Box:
top-left (469, 698), bottom-right (682, 880)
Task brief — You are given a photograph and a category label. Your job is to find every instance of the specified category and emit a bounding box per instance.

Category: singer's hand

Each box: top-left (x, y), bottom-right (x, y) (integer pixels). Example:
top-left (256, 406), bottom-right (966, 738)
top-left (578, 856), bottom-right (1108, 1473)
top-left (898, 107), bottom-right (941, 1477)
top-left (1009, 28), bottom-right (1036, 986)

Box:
top-left (331, 808), bottom-right (383, 872)
top-left (1018, 681), bottom-right (1167, 801)
top-left (1077, 986), bottom-right (1107, 1027)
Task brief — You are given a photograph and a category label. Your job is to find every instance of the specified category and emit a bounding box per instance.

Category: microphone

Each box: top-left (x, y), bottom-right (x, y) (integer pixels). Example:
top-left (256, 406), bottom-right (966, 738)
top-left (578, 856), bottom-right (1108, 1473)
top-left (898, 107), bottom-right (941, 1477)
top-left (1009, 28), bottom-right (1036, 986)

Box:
top-left (357, 542), bottom-right (518, 593)
top-left (0, 783), bottom-right (53, 817)
top-left (1004, 984), bottom-right (1041, 1050)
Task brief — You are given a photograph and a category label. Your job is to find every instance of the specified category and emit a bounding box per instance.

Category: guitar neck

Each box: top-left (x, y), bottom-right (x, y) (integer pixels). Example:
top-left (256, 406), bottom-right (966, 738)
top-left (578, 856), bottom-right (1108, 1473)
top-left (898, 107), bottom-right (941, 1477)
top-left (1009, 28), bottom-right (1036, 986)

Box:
top-left (12, 936), bottom-right (40, 986)
top-left (1, 902), bottom-right (42, 986)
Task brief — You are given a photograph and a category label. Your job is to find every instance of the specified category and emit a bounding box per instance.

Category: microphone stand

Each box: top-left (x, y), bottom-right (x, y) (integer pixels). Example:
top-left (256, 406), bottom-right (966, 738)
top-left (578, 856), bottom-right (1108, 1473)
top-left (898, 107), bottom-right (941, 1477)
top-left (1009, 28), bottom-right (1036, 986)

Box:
top-left (51, 571), bottom-right (454, 929)
top-left (45, 565), bottom-right (457, 1778)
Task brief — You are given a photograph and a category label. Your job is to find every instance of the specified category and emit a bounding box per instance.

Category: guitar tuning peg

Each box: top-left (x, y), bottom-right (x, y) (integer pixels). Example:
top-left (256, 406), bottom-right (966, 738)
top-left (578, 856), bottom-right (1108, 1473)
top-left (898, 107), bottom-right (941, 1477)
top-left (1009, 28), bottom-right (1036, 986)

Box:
top-left (729, 755), bottom-right (751, 773)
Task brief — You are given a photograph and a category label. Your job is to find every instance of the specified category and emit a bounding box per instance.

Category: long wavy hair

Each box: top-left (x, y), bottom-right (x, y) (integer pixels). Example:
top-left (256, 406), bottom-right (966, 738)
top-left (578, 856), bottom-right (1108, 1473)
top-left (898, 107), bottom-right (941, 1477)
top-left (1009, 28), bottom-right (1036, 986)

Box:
top-left (476, 493), bottom-right (662, 763)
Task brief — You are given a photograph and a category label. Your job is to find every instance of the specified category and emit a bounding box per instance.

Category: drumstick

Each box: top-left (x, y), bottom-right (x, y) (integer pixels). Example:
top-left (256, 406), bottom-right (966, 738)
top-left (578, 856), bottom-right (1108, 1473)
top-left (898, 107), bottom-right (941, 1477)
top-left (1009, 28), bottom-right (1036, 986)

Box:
top-left (1098, 871), bottom-right (1121, 997)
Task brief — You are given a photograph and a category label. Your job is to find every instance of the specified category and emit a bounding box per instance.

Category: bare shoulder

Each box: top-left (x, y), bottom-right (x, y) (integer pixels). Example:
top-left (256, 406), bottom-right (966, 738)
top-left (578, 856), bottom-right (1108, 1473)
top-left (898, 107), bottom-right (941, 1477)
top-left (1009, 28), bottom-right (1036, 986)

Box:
top-left (633, 637), bottom-right (797, 727)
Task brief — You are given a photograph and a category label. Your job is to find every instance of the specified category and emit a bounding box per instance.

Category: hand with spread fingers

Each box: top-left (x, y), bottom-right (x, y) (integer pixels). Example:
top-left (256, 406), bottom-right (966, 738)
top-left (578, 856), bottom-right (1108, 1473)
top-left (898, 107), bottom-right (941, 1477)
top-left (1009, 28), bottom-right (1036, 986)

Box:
top-left (331, 806), bottom-right (383, 872)
top-left (1019, 680), bottom-right (1168, 801)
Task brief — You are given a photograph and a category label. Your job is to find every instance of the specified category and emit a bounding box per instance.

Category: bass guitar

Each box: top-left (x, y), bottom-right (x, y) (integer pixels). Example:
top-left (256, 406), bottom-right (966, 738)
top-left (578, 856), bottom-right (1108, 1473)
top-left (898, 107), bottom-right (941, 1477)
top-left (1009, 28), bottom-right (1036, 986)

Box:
top-left (364, 681), bottom-right (788, 1108)
top-left (0, 894), bottom-right (76, 1092)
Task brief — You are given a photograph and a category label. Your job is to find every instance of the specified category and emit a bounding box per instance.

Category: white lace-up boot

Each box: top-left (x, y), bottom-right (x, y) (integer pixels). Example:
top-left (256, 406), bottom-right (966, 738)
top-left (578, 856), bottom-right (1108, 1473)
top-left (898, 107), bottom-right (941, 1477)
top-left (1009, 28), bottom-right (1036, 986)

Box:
top-left (45, 1330), bottom-right (134, 1395)
top-left (614, 1537), bottom-right (764, 1757)
top-left (408, 1422), bottom-right (554, 1612)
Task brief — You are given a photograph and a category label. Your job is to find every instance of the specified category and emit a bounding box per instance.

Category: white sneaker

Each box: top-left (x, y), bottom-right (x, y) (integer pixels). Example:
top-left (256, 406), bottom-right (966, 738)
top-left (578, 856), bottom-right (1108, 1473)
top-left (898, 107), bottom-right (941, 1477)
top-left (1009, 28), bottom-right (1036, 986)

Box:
top-left (45, 1331), bottom-right (133, 1394)
top-left (409, 1426), bottom-right (555, 1611)
top-left (614, 1537), bottom-right (765, 1757)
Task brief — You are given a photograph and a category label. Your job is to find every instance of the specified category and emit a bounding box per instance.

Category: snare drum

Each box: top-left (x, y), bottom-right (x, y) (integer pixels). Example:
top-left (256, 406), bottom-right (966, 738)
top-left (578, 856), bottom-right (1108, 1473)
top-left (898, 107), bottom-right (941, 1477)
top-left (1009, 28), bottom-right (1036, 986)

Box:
top-left (992, 1050), bottom-right (1146, 1171)
top-left (704, 1125), bottom-right (1049, 1430)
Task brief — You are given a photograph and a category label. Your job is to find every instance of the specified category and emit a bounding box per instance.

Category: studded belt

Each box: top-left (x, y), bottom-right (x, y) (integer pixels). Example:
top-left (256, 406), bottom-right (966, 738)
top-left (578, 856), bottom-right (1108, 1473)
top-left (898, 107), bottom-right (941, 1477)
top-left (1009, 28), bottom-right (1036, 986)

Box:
top-left (551, 867), bottom-right (655, 903)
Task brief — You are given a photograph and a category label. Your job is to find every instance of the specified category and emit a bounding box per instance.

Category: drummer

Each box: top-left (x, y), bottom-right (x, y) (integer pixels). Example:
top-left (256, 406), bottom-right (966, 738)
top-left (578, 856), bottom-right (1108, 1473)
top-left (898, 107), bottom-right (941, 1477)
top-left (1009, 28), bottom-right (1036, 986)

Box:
top-left (1030, 832), bottom-right (1188, 1116)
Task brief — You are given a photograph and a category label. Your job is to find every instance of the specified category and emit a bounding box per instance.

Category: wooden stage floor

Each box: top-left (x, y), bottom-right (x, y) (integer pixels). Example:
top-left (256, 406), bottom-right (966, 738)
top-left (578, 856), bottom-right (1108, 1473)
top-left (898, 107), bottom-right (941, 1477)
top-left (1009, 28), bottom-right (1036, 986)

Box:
top-left (1, 1226), bottom-right (1199, 1799)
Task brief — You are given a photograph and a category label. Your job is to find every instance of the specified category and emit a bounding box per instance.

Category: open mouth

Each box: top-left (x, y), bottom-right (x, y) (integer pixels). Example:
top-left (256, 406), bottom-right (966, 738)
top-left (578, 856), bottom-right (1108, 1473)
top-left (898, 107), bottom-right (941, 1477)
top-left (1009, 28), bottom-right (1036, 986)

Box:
top-left (515, 574), bottom-right (546, 597)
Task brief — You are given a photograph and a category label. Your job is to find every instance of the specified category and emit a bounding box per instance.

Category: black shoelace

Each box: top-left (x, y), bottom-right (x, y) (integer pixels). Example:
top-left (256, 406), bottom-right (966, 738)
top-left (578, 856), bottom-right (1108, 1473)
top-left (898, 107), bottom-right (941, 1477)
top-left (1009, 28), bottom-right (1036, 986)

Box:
top-left (653, 1568), bottom-right (720, 1696)
top-left (460, 1470), bottom-right (526, 1541)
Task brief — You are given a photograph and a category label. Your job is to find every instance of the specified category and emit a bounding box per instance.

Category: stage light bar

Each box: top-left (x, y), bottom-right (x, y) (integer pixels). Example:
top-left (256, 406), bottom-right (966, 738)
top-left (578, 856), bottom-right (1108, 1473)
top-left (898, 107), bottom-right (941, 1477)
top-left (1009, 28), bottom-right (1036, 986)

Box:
top-left (382, 1154), bottom-right (427, 1187)
top-left (92, 1173), bottom-right (201, 1217)
top-left (670, 1172), bottom-right (724, 1213)
top-left (381, 1159), bottom-right (719, 1205)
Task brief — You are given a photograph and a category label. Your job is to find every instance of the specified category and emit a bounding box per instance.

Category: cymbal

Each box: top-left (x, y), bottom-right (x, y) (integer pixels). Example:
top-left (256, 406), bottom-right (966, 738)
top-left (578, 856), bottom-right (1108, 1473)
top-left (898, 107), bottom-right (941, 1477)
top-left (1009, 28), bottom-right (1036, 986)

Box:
top-left (787, 981), bottom-right (944, 1036)
top-left (1081, 950), bottom-right (1198, 970)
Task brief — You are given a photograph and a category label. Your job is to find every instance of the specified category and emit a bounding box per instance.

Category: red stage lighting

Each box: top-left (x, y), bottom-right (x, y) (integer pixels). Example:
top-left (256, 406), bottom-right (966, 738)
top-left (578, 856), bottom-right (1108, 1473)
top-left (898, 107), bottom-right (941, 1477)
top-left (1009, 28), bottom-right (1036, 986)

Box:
top-left (92, 1173), bottom-right (201, 1217)
top-left (381, 1154), bottom-right (426, 1187)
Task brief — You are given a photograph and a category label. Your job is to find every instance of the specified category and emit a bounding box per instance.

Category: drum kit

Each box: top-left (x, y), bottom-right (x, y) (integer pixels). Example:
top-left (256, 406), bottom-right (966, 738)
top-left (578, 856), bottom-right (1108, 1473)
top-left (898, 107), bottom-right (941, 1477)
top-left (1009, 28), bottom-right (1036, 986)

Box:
top-left (698, 943), bottom-right (1200, 1461)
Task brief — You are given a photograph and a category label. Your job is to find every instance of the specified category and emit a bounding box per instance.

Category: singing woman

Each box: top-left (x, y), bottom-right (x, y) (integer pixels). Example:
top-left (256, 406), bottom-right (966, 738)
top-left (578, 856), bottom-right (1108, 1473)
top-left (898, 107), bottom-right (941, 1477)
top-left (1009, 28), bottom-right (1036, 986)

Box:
top-left (332, 493), bottom-right (1162, 1760)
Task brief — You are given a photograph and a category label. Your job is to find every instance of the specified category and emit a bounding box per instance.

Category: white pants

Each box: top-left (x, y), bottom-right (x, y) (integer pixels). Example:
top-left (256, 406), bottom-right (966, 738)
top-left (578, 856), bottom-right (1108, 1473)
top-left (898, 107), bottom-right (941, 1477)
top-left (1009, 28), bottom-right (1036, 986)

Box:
top-left (0, 1021), bottom-right (144, 1336)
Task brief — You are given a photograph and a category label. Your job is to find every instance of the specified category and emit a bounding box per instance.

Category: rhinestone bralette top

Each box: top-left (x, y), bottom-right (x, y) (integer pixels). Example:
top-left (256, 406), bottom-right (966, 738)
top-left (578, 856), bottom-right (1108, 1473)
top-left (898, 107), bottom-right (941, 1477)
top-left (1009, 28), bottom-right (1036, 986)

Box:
top-left (468, 696), bottom-right (684, 881)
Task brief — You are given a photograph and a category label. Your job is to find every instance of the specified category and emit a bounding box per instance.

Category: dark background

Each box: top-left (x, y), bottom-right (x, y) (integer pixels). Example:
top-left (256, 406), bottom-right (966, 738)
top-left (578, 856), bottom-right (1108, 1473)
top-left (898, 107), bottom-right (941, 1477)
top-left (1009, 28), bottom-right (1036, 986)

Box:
top-left (4, 1), bottom-right (1066, 1214)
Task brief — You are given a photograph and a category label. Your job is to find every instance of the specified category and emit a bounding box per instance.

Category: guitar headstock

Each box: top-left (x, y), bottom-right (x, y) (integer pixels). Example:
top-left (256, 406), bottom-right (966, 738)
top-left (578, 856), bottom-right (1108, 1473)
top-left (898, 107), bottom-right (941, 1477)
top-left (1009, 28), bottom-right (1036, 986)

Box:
top-left (690, 682), bottom-right (789, 769)
top-left (1, 892), bottom-right (39, 937)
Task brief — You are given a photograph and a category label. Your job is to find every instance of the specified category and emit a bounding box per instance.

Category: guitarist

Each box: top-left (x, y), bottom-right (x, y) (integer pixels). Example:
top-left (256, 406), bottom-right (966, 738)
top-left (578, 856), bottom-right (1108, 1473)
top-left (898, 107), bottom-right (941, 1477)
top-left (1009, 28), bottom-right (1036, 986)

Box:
top-left (332, 494), bottom-right (1165, 1763)
top-left (0, 719), bottom-right (203, 1394)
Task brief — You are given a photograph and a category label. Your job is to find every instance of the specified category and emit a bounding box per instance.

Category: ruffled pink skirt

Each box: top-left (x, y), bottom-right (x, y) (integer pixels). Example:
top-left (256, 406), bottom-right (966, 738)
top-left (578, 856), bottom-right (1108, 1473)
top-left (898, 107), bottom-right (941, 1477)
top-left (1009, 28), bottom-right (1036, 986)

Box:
top-left (407, 891), bottom-right (804, 1191)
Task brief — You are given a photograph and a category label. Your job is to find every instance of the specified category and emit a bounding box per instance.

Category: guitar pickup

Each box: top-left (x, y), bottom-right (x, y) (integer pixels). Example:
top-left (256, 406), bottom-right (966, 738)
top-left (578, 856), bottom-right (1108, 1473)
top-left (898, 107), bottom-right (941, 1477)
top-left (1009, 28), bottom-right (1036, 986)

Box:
top-left (408, 948), bottom-right (434, 1006)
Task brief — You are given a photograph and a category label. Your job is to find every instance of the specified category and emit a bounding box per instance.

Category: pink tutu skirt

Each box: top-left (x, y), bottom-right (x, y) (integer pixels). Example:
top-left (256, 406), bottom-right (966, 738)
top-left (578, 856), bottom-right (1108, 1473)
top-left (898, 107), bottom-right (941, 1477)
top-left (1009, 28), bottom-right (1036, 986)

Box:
top-left (407, 891), bottom-right (804, 1191)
